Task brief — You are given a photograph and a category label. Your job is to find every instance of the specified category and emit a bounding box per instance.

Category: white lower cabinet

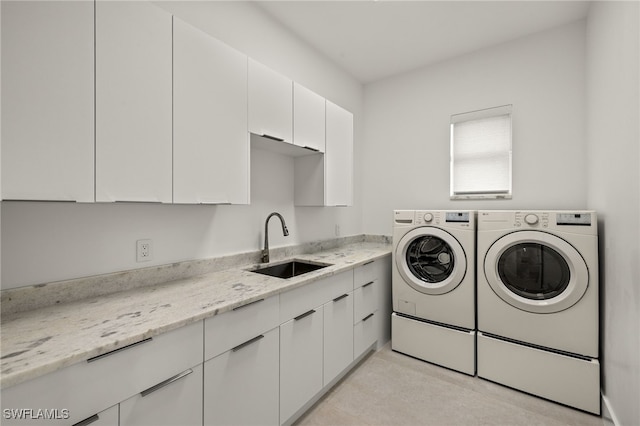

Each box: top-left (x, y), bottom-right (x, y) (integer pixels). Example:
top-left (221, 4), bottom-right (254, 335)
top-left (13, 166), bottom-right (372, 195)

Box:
top-left (279, 307), bottom-right (324, 424)
top-left (323, 292), bottom-right (354, 386)
top-left (204, 328), bottom-right (280, 426)
top-left (120, 364), bottom-right (203, 426)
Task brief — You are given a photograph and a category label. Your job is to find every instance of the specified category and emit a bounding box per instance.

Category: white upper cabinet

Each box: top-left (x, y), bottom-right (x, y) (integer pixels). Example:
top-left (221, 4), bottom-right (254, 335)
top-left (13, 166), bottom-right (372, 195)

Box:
top-left (95, 1), bottom-right (173, 203)
top-left (248, 59), bottom-right (293, 143)
top-left (294, 100), bottom-right (353, 206)
top-left (1, 1), bottom-right (94, 202)
top-left (173, 18), bottom-right (249, 205)
top-left (325, 101), bottom-right (354, 207)
top-left (293, 83), bottom-right (325, 153)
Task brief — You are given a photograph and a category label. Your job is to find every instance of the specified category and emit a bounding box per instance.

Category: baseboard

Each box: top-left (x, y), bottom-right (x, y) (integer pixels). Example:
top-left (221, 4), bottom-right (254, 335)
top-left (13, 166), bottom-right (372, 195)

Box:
top-left (601, 394), bottom-right (620, 426)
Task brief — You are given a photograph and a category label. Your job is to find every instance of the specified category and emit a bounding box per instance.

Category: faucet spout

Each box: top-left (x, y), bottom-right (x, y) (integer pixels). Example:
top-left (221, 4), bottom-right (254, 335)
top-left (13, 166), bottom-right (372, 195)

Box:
top-left (262, 212), bottom-right (289, 263)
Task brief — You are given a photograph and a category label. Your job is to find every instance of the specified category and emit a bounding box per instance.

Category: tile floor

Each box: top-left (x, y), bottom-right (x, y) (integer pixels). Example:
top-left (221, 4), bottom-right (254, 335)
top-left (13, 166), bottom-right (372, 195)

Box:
top-left (296, 344), bottom-right (606, 426)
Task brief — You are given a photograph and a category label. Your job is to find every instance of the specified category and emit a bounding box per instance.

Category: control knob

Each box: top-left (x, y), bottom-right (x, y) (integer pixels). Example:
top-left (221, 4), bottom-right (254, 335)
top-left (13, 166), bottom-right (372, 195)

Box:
top-left (423, 213), bottom-right (433, 222)
top-left (524, 214), bottom-right (539, 225)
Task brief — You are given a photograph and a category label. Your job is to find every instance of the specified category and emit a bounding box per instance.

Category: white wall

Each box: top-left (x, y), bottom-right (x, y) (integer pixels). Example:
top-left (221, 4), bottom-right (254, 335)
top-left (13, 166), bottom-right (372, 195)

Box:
top-left (0, 1), bottom-right (364, 289)
top-left (362, 21), bottom-right (587, 235)
top-left (586, 2), bottom-right (640, 425)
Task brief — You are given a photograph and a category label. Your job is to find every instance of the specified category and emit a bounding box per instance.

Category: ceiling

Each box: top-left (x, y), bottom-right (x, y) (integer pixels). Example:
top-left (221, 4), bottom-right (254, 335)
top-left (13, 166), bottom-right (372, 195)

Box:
top-left (256, 1), bottom-right (591, 84)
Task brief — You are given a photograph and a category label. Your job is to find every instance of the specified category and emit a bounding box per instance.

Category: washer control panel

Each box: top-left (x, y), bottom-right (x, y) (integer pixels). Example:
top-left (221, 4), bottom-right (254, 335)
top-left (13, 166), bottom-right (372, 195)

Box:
top-left (557, 213), bottom-right (592, 226)
top-left (515, 212), bottom-right (549, 228)
top-left (479, 211), bottom-right (596, 235)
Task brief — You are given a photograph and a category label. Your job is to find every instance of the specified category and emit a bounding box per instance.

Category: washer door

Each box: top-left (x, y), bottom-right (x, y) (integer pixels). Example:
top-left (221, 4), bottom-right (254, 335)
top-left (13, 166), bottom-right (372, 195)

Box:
top-left (395, 227), bottom-right (467, 295)
top-left (484, 231), bottom-right (589, 313)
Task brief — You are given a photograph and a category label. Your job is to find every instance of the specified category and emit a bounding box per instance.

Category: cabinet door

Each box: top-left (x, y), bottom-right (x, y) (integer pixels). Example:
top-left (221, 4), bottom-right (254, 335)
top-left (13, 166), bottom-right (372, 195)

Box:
top-left (173, 18), bottom-right (249, 205)
top-left (293, 83), bottom-right (325, 152)
top-left (95, 1), bottom-right (172, 203)
top-left (354, 312), bottom-right (378, 358)
top-left (204, 328), bottom-right (279, 426)
top-left (120, 364), bottom-right (203, 426)
top-left (248, 59), bottom-right (293, 143)
top-left (1, 1), bottom-right (94, 202)
top-left (323, 292), bottom-right (354, 385)
top-left (280, 308), bottom-right (323, 423)
top-left (325, 101), bottom-right (353, 206)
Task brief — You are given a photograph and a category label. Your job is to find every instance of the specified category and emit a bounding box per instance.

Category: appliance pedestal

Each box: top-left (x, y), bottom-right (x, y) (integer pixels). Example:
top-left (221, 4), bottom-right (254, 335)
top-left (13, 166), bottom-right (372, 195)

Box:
top-left (391, 313), bottom-right (476, 375)
top-left (477, 332), bottom-right (600, 414)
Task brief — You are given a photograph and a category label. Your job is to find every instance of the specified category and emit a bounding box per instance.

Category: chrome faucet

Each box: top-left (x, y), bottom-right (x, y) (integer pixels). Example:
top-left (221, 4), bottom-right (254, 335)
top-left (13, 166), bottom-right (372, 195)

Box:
top-left (262, 212), bottom-right (289, 263)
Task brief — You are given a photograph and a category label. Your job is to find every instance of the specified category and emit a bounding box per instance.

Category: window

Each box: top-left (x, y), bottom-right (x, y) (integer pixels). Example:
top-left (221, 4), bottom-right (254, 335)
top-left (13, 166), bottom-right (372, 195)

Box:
top-left (450, 105), bottom-right (512, 199)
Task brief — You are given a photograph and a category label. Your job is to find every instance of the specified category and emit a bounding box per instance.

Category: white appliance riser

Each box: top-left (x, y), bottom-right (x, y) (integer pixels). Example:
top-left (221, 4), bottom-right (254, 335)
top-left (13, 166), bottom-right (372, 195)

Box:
top-left (477, 332), bottom-right (600, 415)
top-left (391, 313), bottom-right (475, 376)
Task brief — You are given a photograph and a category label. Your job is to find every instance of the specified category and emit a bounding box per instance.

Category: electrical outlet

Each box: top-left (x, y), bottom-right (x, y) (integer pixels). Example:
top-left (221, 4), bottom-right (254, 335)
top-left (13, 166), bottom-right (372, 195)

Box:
top-left (137, 239), bottom-right (152, 262)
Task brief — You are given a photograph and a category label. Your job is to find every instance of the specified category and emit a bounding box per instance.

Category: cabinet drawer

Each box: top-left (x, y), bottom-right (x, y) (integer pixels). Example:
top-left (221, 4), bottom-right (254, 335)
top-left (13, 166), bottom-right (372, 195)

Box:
top-left (205, 295), bottom-right (279, 360)
top-left (354, 280), bottom-right (378, 324)
top-left (354, 311), bottom-right (377, 358)
top-left (204, 327), bottom-right (279, 426)
top-left (120, 364), bottom-right (203, 426)
top-left (1, 321), bottom-right (203, 426)
top-left (280, 270), bottom-right (352, 322)
top-left (354, 260), bottom-right (378, 289)
top-left (73, 404), bottom-right (119, 426)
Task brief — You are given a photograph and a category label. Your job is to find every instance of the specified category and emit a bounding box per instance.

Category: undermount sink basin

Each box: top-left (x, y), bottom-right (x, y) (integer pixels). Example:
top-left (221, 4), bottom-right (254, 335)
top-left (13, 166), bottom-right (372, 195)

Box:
top-left (250, 260), bottom-right (330, 279)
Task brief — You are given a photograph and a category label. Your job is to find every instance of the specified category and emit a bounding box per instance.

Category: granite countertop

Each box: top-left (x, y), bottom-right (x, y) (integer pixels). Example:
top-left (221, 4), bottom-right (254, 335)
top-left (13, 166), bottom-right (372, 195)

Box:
top-left (0, 241), bottom-right (391, 390)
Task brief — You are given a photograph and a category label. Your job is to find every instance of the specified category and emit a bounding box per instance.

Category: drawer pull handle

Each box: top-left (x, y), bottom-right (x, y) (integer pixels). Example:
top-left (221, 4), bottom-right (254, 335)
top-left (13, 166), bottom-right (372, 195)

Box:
top-left (294, 309), bottom-right (316, 321)
top-left (303, 145), bottom-right (320, 152)
top-left (262, 134), bottom-right (285, 142)
top-left (232, 334), bottom-right (265, 352)
top-left (72, 414), bottom-right (100, 426)
top-left (141, 369), bottom-right (193, 397)
top-left (362, 261), bottom-right (374, 266)
top-left (333, 293), bottom-right (349, 302)
top-left (87, 337), bottom-right (153, 363)
top-left (233, 298), bottom-right (265, 311)
top-left (362, 313), bottom-right (375, 322)
top-left (362, 281), bottom-right (375, 288)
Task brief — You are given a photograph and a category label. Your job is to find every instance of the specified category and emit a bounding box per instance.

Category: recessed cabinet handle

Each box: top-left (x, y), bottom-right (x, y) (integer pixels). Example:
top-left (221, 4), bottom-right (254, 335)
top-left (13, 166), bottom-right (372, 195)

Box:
top-left (303, 145), bottom-right (320, 152)
top-left (262, 134), bottom-right (285, 142)
top-left (362, 281), bottom-right (375, 288)
top-left (362, 261), bottom-right (374, 266)
top-left (333, 293), bottom-right (349, 302)
top-left (294, 309), bottom-right (316, 321)
top-left (232, 334), bottom-right (265, 352)
top-left (362, 313), bottom-right (375, 322)
top-left (233, 298), bottom-right (264, 311)
top-left (87, 338), bottom-right (153, 363)
top-left (72, 414), bottom-right (100, 426)
top-left (140, 369), bottom-right (193, 397)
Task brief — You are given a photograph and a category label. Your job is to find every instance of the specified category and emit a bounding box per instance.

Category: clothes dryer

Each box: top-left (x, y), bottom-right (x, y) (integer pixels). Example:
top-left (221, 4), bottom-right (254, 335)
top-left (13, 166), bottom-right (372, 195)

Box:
top-left (392, 210), bottom-right (476, 375)
top-left (476, 210), bottom-right (600, 414)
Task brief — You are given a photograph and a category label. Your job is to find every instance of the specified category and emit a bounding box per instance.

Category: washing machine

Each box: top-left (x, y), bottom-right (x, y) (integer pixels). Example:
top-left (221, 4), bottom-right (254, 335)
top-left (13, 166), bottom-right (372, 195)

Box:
top-left (391, 210), bottom-right (476, 375)
top-left (476, 210), bottom-right (600, 414)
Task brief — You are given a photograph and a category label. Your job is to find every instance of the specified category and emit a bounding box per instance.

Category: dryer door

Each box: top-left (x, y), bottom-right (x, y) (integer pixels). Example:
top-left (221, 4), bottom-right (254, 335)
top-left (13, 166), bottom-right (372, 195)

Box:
top-left (484, 231), bottom-right (589, 313)
top-left (395, 227), bottom-right (467, 295)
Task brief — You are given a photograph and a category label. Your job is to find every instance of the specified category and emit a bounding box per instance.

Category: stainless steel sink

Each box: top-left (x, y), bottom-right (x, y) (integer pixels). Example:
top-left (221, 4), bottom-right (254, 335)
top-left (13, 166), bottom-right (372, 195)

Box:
top-left (250, 259), bottom-right (330, 279)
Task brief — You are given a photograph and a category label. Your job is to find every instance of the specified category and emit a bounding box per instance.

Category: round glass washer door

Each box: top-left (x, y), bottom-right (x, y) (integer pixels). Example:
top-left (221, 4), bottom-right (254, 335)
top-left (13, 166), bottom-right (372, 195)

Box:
top-left (395, 227), bottom-right (467, 295)
top-left (484, 231), bottom-right (589, 314)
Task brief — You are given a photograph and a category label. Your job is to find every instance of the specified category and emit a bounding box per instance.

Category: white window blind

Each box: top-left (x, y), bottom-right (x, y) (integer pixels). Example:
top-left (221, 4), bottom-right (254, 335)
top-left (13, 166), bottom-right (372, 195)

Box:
top-left (450, 105), bottom-right (512, 199)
